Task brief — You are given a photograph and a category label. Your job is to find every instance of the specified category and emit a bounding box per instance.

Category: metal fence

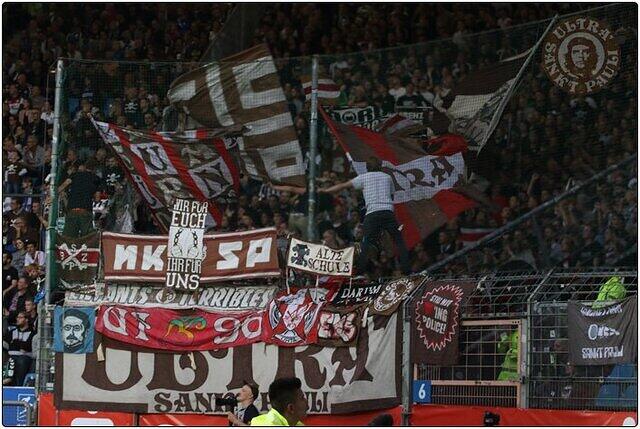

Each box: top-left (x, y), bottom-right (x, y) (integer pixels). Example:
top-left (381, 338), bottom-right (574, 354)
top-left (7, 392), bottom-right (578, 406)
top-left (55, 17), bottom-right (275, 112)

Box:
top-left (410, 268), bottom-right (637, 414)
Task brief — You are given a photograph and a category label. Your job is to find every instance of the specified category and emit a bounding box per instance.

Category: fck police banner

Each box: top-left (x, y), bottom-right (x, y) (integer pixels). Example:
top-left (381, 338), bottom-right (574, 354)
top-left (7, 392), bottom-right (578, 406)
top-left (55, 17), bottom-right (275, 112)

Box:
top-left (568, 296), bottom-right (637, 365)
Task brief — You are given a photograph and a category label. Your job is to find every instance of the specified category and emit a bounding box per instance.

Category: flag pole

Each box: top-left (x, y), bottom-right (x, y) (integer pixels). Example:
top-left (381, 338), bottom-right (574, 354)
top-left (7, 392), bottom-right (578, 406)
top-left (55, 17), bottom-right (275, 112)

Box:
top-left (37, 59), bottom-right (64, 394)
top-left (307, 55), bottom-right (319, 242)
top-left (480, 14), bottom-right (559, 153)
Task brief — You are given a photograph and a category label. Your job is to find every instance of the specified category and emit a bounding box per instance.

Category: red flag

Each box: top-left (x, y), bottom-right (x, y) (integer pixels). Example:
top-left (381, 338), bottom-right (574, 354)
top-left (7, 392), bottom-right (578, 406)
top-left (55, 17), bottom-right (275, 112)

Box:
top-left (320, 108), bottom-right (479, 248)
top-left (93, 120), bottom-right (241, 231)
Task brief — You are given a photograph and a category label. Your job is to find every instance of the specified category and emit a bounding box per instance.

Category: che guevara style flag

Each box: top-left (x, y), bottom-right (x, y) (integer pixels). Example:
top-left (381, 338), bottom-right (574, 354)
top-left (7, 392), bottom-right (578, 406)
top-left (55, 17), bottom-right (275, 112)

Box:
top-left (93, 120), bottom-right (242, 232)
top-left (320, 108), bottom-right (481, 249)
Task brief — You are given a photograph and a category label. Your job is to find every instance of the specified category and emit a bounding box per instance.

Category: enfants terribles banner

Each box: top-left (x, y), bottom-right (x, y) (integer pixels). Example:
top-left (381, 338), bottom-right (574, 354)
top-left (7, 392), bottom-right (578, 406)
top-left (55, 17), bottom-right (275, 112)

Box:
top-left (56, 314), bottom-right (400, 414)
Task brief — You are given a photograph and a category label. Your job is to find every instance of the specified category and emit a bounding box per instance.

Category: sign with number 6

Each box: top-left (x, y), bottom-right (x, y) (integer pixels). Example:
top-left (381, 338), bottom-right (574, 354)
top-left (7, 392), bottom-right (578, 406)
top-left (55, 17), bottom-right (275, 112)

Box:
top-left (413, 380), bottom-right (431, 404)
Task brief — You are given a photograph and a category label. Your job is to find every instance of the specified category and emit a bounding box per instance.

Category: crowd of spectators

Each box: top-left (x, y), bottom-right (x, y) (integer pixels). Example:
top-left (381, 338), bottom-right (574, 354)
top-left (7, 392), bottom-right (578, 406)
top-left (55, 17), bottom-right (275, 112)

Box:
top-left (1, 3), bottom-right (637, 384)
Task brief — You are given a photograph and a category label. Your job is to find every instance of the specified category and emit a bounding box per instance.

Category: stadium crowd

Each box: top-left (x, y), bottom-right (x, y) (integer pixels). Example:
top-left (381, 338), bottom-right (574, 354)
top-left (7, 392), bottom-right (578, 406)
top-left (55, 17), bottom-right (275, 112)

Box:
top-left (1, 3), bottom-right (637, 385)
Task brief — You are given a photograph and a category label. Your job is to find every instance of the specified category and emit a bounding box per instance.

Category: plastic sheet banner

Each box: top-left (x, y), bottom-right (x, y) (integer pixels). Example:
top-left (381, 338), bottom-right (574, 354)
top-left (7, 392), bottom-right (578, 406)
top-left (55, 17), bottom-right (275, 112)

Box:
top-left (2, 387), bottom-right (36, 426)
top-left (37, 393), bottom-right (136, 426)
top-left (139, 413), bottom-right (227, 426)
top-left (410, 404), bottom-right (638, 426)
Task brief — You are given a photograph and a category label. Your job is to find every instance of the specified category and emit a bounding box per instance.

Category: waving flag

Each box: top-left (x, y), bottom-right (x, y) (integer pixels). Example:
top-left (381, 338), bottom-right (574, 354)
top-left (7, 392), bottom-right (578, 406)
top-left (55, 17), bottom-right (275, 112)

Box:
top-left (168, 44), bottom-right (306, 187)
top-left (321, 108), bottom-right (480, 249)
top-left (432, 49), bottom-right (536, 153)
top-left (93, 120), bottom-right (241, 231)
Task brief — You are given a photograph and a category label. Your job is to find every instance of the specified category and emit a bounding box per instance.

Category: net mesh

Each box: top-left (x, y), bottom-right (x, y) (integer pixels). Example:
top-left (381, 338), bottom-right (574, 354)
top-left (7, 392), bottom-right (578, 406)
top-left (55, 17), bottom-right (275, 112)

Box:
top-left (39, 3), bottom-right (638, 408)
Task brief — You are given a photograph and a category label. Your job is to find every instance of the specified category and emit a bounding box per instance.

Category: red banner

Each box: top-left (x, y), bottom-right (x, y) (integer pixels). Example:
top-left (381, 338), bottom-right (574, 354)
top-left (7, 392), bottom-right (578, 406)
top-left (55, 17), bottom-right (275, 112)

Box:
top-left (102, 228), bottom-right (280, 283)
top-left (95, 304), bottom-right (263, 351)
top-left (411, 405), bottom-right (637, 426)
top-left (263, 288), bottom-right (324, 347)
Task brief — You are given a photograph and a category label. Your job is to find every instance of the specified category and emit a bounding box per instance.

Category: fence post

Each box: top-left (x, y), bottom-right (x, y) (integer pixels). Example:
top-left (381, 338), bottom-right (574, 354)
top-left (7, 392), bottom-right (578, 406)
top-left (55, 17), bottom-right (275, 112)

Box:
top-left (307, 55), bottom-right (319, 242)
top-left (401, 302), bottom-right (413, 424)
top-left (37, 59), bottom-right (64, 393)
top-left (524, 269), bottom-right (554, 409)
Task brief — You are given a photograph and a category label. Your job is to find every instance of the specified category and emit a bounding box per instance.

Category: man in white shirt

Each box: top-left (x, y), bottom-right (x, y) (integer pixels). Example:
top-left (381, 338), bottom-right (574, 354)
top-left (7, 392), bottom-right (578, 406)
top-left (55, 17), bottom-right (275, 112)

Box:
top-left (23, 241), bottom-right (45, 269)
top-left (319, 157), bottom-right (410, 274)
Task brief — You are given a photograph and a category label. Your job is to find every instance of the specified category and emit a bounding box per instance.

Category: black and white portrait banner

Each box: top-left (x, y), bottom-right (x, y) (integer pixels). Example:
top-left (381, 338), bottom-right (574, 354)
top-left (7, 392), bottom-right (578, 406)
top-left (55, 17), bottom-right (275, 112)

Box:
top-left (287, 238), bottom-right (354, 277)
top-left (166, 199), bottom-right (207, 292)
top-left (568, 296), bottom-right (637, 365)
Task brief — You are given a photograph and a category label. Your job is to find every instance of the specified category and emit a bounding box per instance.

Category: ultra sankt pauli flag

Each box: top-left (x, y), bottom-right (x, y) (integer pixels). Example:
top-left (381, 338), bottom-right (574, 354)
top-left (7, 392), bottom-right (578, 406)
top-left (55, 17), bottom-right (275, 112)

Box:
top-left (321, 107), bottom-right (484, 249)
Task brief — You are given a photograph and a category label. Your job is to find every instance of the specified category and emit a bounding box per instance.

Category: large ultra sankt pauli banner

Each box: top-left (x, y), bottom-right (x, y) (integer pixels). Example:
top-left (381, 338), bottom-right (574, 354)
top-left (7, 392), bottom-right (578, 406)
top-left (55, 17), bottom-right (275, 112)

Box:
top-left (55, 313), bottom-right (401, 414)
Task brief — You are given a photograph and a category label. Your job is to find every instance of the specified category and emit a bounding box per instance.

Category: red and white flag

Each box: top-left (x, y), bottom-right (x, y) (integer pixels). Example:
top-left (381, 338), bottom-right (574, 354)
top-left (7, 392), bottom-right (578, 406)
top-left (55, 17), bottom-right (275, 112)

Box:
top-left (302, 75), bottom-right (341, 104)
top-left (459, 227), bottom-right (496, 247)
top-left (93, 120), bottom-right (241, 231)
top-left (321, 108), bottom-right (481, 249)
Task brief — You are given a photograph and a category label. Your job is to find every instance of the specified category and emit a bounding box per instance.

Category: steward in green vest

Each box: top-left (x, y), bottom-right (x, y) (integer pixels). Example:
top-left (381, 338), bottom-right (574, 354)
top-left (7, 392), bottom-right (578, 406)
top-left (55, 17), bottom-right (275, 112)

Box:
top-left (251, 377), bottom-right (307, 426)
top-left (497, 330), bottom-right (520, 381)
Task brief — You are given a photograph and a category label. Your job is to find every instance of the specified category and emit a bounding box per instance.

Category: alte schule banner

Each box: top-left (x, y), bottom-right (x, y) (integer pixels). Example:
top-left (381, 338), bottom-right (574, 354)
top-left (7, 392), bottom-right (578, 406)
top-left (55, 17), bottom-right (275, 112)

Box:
top-left (56, 314), bottom-right (401, 414)
top-left (287, 238), bottom-right (354, 277)
top-left (102, 228), bottom-right (280, 283)
top-left (95, 305), bottom-right (264, 351)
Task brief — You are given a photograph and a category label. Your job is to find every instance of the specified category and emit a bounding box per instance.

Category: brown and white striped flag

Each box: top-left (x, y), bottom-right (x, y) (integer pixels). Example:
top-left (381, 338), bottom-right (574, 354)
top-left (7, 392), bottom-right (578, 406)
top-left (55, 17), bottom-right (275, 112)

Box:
top-left (168, 44), bottom-right (306, 187)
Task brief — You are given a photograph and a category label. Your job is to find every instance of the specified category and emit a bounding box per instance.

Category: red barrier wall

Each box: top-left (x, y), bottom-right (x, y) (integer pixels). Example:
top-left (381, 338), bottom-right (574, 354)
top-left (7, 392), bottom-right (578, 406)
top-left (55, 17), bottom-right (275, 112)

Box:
top-left (139, 413), bottom-right (228, 426)
top-left (39, 393), bottom-right (136, 426)
top-left (38, 393), bottom-right (403, 426)
top-left (410, 404), bottom-right (638, 426)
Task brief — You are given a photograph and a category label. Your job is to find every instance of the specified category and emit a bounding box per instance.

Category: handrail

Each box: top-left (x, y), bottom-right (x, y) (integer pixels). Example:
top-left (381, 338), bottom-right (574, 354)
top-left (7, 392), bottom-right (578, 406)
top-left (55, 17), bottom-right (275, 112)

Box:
top-left (3, 400), bottom-right (34, 426)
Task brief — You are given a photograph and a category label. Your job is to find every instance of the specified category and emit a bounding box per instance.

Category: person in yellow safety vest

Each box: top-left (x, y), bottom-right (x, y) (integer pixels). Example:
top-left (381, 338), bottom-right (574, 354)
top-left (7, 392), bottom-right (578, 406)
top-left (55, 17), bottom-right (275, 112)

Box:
top-left (497, 330), bottom-right (519, 381)
top-left (592, 276), bottom-right (627, 309)
top-left (251, 377), bottom-right (307, 426)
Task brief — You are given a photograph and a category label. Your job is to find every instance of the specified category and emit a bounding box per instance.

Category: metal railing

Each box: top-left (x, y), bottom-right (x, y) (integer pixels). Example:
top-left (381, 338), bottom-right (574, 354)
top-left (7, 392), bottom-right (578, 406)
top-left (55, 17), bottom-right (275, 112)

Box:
top-left (3, 400), bottom-right (34, 427)
top-left (407, 268), bottom-right (637, 421)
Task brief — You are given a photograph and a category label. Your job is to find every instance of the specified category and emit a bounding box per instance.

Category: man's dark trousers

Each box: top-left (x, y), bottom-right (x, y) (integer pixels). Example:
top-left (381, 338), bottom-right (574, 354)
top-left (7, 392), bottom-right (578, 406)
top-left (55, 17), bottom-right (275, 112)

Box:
top-left (358, 210), bottom-right (411, 274)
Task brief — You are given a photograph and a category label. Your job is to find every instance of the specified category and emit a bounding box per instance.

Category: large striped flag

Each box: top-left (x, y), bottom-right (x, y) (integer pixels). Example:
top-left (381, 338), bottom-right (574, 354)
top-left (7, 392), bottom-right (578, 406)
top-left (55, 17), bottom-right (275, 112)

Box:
top-left (92, 120), bottom-right (242, 231)
top-left (168, 44), bottom-right (306, 187)
top-left (320, 108), bottom-right (482, 249)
